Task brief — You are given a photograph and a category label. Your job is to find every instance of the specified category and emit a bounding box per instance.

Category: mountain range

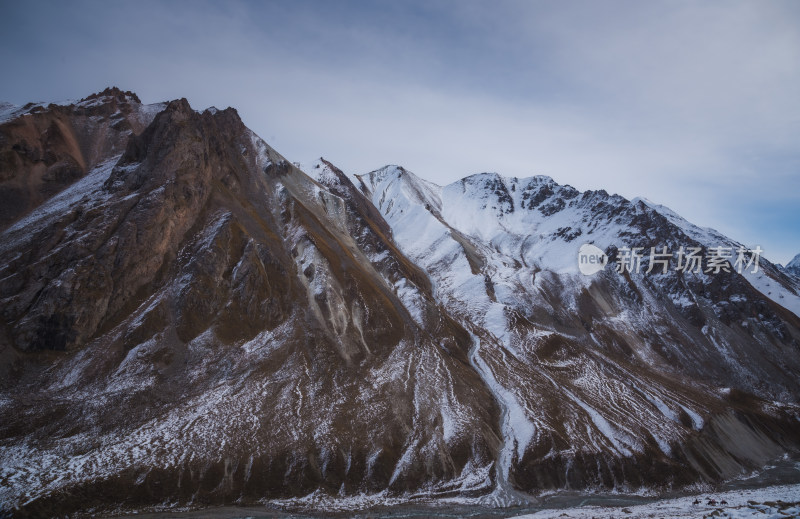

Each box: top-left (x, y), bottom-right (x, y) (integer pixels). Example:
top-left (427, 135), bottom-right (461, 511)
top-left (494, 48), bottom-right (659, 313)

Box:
top-left (784, 254), bottom-right (800, 278)
top-left (1, 88), bottom-right (799, 516)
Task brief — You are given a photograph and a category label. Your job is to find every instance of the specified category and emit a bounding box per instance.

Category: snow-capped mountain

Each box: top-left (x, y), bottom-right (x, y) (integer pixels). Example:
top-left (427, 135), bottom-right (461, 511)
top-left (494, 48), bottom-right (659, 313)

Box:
top-left (785, 253), bottom-right (800, 278)
top-left (355, 164), bottom-right (800, 496)
top-left (1, 90), bottom-right (799, 516)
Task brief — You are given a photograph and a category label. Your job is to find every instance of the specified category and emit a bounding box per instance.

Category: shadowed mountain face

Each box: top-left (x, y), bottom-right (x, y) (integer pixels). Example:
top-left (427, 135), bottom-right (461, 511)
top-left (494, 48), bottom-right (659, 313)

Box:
top-left (1, 91), bottom-right (799, 516)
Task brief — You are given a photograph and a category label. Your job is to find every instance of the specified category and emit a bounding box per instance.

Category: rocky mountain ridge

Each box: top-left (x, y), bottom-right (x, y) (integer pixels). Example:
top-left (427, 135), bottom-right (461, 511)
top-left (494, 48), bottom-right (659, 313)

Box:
top-left (0, 90), bottom-right (799, 516)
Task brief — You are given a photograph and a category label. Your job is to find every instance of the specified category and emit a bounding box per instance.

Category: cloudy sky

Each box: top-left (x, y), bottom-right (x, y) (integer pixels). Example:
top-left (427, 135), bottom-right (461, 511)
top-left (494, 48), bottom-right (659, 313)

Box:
top-left (1, 0), bottom-right (798, 264)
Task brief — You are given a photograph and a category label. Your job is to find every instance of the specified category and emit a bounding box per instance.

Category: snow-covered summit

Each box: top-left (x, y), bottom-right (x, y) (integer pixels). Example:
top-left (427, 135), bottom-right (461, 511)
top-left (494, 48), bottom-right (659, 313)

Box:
top-left (785, 253), bottom-right (800, 278)
top-left (360, 162), bottom-right (800, 326)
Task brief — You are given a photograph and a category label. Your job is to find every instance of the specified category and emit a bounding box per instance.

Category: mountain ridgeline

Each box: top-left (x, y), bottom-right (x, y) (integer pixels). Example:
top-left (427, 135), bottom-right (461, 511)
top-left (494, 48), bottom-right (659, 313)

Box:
top-left (1, 89), bottom-right (799, 516)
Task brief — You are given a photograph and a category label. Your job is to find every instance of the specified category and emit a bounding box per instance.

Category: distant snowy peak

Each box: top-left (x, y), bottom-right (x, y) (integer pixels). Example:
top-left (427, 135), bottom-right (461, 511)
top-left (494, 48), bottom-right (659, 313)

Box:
top-left (359, 164), bottom-right (800, 317)
top-left (444, 171), bottom-right (583, 212)
top-left (786, 253), bottom-right (800, 277)
top-left (359, 167), bottom-right (777, 266)
top-left (360, 167), bottom-right (601, 223)
top-left (357, 165), bottom-right (444, 216)
top-left (443, 171), bottom-right (629, 229)
top-left (358, 164), bottom-right (434, 193)
top-left (362, 166), bottom-right (638, 243)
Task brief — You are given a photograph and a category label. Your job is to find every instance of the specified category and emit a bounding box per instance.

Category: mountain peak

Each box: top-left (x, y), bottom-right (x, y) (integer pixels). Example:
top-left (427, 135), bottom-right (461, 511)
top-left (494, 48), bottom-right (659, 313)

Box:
top-left (80, 86), bottom-right (141, 104)
top-left (526, 174), bottom-right (556, 185)
top-left (785, 253), bottom-right (800, 278)
top-left (358, 164), bottom-right (433, 193)
top-left (366, 164), bottom-right (410, 182)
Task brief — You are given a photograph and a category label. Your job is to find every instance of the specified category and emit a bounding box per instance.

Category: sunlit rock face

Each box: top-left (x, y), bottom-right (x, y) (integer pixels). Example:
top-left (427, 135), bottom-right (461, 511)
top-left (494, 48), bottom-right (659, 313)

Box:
top-left (1, 90), bottom-right (799, 516)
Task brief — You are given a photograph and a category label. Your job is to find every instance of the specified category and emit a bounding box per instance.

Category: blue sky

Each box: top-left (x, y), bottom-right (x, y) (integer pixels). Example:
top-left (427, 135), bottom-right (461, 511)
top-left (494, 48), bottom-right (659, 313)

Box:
top-left (1, 0), bottom-right (798, 264)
